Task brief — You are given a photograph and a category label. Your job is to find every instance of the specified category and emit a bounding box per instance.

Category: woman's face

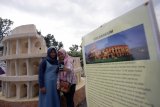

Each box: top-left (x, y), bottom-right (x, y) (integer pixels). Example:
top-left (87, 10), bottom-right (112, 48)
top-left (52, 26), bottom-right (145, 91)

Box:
top-left (50, 50), bottom-right (56, 59)
top-left (58, 51), bottom-right (65, 61)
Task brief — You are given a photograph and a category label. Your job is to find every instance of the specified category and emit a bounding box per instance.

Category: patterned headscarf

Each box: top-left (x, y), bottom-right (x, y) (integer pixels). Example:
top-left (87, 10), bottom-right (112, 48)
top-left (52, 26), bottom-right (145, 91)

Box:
top-left (58, 48), bottom-right (73, 65)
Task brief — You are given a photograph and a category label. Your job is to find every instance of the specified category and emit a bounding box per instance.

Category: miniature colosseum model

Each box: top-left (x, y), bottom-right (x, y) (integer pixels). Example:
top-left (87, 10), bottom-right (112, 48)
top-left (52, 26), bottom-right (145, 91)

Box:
top-left (0, 24), bottom-right (47, 99)
top-left (0, 24), bottom-right (82, 100)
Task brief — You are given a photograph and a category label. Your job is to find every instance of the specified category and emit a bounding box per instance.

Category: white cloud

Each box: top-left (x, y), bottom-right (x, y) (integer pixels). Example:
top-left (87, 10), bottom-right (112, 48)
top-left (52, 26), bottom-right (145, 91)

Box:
top-left (0, 0), bottom-right (160, 51)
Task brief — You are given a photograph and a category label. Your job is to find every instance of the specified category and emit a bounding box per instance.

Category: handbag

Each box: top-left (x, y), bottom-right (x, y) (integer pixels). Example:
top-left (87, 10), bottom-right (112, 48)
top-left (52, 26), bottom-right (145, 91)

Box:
top-left (59, 80), bottom-right (71, 93)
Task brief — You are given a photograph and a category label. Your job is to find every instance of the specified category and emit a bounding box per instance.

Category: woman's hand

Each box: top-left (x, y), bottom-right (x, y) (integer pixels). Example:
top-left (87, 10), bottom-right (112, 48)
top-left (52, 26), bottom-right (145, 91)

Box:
top-left (57, 82), bottom-right (60, 90)
top-left (63, 66), bottom-right (70, 72)
top-left (40, 87), bottom-right (46, 94)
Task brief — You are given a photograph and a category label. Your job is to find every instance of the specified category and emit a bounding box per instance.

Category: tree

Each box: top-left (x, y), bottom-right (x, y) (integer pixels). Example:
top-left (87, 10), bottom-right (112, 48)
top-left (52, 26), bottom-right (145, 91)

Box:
top-left (0, 17), bottom-right (13, 41)
top-left (68, 44), bottom-right (84, 68)
top-left (68, 44), bottom-right (82, 59)
top-left (44, 34), bottom-right (63, 50)
top-left (58, 42), bottom-right (63, 50)
top-left (69, 44), bottom-right (79, 52)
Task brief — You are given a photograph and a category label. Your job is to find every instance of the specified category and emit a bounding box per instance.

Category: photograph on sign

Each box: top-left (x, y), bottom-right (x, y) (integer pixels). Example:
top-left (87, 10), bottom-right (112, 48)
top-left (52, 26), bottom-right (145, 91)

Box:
top-left (84, 24), bottom-right (150, 64)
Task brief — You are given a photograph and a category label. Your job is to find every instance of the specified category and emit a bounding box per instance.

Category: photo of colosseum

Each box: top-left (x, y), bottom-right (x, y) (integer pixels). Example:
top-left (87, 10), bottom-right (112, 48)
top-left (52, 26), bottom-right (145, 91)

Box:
top-left (85, 24), bottom-right (150, 64)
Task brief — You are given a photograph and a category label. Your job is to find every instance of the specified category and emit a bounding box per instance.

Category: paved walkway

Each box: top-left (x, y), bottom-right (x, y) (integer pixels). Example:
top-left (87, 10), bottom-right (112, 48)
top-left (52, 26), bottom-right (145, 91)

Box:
top-left (77, 99), bottom-right (87, 107)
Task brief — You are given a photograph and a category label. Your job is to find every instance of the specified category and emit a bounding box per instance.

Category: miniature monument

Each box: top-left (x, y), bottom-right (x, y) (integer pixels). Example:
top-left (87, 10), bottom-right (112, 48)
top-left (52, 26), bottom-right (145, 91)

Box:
top-left (0, 24), bottom-right (47, 99)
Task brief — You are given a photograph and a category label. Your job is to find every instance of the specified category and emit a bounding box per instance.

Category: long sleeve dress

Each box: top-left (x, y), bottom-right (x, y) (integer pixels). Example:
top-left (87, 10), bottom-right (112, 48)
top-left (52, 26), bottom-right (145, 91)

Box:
top-left (38, 48), bottom-right (60, 107)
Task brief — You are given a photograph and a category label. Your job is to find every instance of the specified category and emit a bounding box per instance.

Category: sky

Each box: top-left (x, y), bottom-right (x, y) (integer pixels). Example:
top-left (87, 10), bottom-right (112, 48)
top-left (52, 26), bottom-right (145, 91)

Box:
top-left (0, 0), bottom-right (160, 51)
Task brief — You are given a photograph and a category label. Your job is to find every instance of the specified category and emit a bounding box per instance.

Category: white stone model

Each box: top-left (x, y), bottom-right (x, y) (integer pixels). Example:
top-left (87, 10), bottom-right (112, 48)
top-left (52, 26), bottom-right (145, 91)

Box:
top-left (0, 24), bottom-right (47, 99)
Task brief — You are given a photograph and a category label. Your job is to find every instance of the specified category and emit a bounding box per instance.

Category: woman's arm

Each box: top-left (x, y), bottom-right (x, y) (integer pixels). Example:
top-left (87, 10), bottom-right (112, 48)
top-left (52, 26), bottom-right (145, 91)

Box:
top-left (38, 59), bottom-right (46, 88)
top-left (63, 59), bottom-right (73, 72)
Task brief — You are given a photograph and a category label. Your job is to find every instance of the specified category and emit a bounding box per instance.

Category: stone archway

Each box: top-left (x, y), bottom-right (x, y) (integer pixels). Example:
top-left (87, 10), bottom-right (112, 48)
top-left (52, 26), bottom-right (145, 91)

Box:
top-left (32, 61), bottom-right (39, 75)
top-left (20, 39), bottom-right (28, 54)
top-left (11, 41), bottom-right (16, 55)
top-left (11, 62), bottom-right (16, 76)
top-left (19, 62), bottom-right (27, 75)
top-left (9, 83), bottom-right (16, 97)
top-left (20, 84), bottom-right (27, 98)
top-left (35, 41), bottom-right (41, 49)
top-left (32, 83), bottom-right (39, 97)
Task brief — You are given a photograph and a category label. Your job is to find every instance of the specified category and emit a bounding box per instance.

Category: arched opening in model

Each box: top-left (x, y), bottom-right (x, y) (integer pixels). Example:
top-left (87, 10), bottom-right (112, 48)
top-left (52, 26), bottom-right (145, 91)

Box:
top-left (20, 40), bottom-right (28, 54)
top-left (33, 40), bottom-right (42, 54)
top-left (11, 62), bottom-right (16, 76)
top-left (35, 41), bottom-right (41, 50)
top-left (32, 83), bottom-right (39, 97)
top-left (2, 82), bottom-right (6, 96)
top-left (19, 62), bottom-right (27, 75)
top-left (32, 61), bottom-right (39, 75)
top-left (20, 84), bottom-right (27, 98)
top-left (3, 46), bottom-right (7, 55)
top-left (11, 41), bottom-right (16, 55)
top-left (9, 83), bottom-right (16, 98)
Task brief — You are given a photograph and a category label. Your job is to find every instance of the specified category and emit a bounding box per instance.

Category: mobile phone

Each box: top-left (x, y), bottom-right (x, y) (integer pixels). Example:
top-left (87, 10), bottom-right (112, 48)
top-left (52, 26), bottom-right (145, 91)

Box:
top-left (59, 62), bottom-right (64, 71)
